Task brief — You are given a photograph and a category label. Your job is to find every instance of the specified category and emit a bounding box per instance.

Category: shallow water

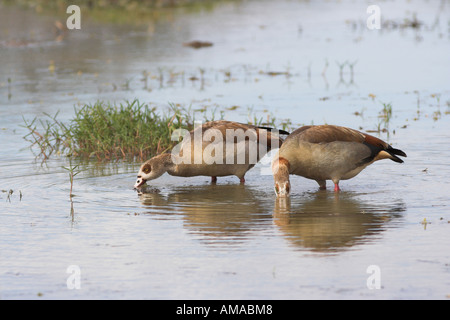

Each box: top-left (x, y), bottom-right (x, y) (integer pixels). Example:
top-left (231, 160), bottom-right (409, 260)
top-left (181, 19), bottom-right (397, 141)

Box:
top-left (1, 0), bottom-right (449, 299)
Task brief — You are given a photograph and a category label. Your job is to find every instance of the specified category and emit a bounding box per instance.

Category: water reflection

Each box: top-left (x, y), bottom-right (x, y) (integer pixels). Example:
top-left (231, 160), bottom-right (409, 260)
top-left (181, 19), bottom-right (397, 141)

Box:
top-left (273, 192), bottom-right (405, 253)
top-left (138, 185), bottom-right (405, 252)
top-left (138, 184), bottom-right (272, 247)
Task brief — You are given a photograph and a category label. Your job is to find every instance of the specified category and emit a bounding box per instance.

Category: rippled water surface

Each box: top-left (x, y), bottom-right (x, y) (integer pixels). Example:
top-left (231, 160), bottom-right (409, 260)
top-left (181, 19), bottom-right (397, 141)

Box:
top-left (1, 0), bottom-right (449, 299)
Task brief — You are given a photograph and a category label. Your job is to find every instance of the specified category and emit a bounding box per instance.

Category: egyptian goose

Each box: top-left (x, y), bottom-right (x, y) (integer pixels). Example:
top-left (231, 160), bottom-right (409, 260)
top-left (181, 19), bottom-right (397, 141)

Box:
top-left (134, 120), bottom-right (289, 188)
top-left (272, 125), bottom-right (406, 196)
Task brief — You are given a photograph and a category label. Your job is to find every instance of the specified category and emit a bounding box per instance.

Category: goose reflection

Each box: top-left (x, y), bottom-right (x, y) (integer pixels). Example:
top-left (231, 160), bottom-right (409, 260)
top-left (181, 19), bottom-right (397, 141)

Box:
top-left (273, 192), bottom-right (405, 253)
top-left (138, 184), bottom-right (272, 247)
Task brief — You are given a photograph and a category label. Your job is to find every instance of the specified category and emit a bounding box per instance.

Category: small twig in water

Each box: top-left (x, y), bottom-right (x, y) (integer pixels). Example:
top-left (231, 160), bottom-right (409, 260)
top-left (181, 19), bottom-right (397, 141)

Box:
top-left (62, 159), bottom-right (81, 198)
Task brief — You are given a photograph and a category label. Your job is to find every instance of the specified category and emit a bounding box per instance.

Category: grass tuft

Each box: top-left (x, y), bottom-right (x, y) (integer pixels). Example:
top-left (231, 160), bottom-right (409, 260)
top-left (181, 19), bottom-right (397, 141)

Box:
top-left (23, 99), bottom-right (195, 162)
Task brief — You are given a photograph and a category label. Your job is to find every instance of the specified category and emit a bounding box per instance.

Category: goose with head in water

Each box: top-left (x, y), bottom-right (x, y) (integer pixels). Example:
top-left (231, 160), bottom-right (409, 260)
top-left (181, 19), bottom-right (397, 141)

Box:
top-left (134, 120), bottom-right (289, 188)
top-left (272, 125), bottom-right (407, 197)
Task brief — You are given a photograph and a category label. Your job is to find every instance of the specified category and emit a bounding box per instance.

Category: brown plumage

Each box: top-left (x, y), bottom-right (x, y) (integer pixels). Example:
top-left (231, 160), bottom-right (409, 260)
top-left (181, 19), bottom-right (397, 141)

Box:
top-left (272, 125), bottom-right (406, 196)
top-left (134, 120), bottom-right (289, 188)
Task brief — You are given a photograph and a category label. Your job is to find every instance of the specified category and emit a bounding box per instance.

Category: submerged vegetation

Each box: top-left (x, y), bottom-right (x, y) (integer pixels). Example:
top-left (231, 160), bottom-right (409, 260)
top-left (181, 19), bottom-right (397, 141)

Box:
top-left (3, 0), bottom-right (239, 24)
top-left (62, 158), bottom-right (81, 198)
top-left (1, 189), bottom-right (22, 202)
top-left (22, 100), bottom-right (196, 162)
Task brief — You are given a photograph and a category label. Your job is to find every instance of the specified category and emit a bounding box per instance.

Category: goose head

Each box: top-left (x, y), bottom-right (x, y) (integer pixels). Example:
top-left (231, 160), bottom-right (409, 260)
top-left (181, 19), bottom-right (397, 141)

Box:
top-left (272, 156), bottom-right (291, 197)
top-left (134, 154), bottom-right (170, 188)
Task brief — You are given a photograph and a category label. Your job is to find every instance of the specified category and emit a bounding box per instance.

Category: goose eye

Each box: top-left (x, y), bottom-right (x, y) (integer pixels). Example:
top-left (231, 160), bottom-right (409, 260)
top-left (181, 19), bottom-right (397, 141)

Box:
top-left (143, 165), bottom-right (151, 174)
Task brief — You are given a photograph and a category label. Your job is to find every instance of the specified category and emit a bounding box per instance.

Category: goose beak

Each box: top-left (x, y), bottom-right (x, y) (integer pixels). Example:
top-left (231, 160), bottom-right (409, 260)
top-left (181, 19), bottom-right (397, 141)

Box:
top-left (274, 182), bottom-right (290, 197)
top-left (134, 177), bottom-right (147, 189)
top-left (276, 188), bottom-right (289, 197)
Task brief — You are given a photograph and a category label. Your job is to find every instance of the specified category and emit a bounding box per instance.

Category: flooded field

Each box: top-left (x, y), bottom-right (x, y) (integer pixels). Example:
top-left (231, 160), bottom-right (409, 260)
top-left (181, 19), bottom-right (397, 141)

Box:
top-left (1, 0), bottom-right (449, 299)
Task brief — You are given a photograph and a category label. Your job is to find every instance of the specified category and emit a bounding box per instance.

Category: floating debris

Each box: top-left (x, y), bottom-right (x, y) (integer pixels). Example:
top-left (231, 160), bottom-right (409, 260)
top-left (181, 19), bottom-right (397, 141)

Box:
top-left (262, 71), bottom-right (291, 77)
top-left (421, 218), bottom-right (431, 230)
top-left (183, 41), bottom-right (213, 49)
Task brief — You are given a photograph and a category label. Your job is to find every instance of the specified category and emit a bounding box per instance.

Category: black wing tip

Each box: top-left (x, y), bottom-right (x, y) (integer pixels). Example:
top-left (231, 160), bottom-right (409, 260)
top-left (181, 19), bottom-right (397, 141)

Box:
top-left (277, 129), bottom-right (291, 135)
top-left (256, 126), bottom-right (290, 135)
top-left (389, 147), bottom-right (407, 158)
top-left (391, 155), bottom-right (404, 163)
top-left (387, 147), bottom-right (406, 163)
